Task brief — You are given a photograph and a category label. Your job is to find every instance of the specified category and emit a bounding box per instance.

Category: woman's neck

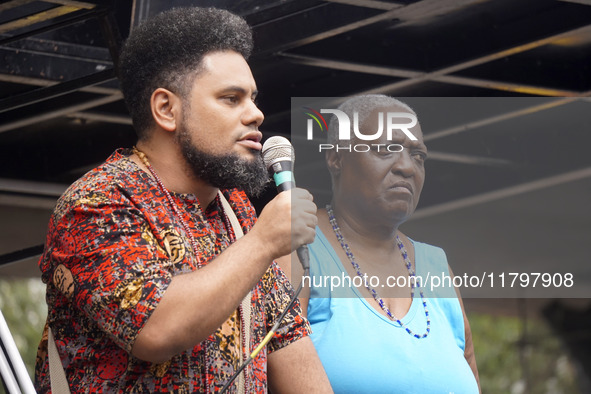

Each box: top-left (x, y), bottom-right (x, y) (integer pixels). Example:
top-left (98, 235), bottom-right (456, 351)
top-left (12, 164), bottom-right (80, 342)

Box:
top-left (328, 199), bottom-right (401, 249)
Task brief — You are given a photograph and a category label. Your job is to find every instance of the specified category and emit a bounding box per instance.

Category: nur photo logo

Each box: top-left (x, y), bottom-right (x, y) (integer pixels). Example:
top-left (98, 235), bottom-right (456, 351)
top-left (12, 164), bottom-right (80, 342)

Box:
top-left (303, 106), bottom-right (418, 153)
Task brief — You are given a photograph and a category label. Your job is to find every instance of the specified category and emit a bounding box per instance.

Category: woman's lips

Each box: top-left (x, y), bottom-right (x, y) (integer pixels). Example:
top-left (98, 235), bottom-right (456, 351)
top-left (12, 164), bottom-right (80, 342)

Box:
top-left (389, 181), bottom-right (413, 195)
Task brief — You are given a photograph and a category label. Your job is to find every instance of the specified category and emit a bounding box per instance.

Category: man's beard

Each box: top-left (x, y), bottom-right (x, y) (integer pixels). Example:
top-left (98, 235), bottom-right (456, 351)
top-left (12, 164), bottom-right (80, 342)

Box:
top-left (177, 126), bottom-right (270, 197)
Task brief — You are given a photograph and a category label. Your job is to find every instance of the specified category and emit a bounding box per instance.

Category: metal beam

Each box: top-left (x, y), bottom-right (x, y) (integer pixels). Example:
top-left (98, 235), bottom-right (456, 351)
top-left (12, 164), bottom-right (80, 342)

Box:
top-left (0, 0), bottom-right (96, 13)
top-left (426, 151), bottom-right (512, 167)
top-left (0, 194), bottom-right (59, 210)
top-left (558, 0), bottom-right (591, 5)
top-left (66, 111), bottom-right (132, 125)
top-left (434, 74), bottom-right (581, 97)
top-left (45, 0), bottom-right (96, 8)
top-left (0, 5), bottom-right (89, 35)
top-left (279, 52), bottom-right (421, 78)
top-left (0, 92), bottom-right (123, 134)
top-left (280, 53), bottom-right (582, 96)
top-left (326, 0), bottom-right (489, 21)
top-left (1, 35), bottom-right (112, 63)
top-left (0, 7), bottom-right (107, 46)
top-left (0, 68), bottom-right (117, 114)
top-left (254, 0), bottom-right (486, 54)
top-left (253, 3), bottom-right (399, 54)
top-left (358, 24), bottom-right (591, 95)
top-left (324, 0), bottom-right (405, 10)
top-left (0, 178), bottom-right (66, 210)
top-left (97, 10), bottom-right (122, 70)
top-left (423, 98), bottom-right (580, 142)
top-left (0, 0), bottom-right (37, 13)
top-left (411, 166), bottom-right (591, 220)
top-left (269, 7), bottom-right (397, 50)
top-left (385, 0), bottom-right (491, 26)
top-left (0, 73), bottom-right (120, 95)
top-left (0, 178), bottom-right (67, 197)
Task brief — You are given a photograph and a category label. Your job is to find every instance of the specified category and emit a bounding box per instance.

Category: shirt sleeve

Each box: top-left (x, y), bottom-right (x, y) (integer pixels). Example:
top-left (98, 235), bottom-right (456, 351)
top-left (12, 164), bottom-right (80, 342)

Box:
top-left (43, 188), bottom-right (173, 353)
top-left (264, 261), bottom-right (311, 353)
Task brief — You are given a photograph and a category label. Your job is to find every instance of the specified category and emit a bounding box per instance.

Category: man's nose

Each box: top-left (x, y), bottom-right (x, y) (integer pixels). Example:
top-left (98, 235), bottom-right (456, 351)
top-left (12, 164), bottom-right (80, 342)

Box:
top-left (243, 100), bottom-right (264, 127)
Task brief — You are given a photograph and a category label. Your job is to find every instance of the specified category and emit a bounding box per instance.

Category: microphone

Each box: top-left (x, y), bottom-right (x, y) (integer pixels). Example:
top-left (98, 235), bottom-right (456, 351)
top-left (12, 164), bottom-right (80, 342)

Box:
top-left (262, 136), bottom-right (310, 270)
top-left (261, 136), bottom-right (295, 192)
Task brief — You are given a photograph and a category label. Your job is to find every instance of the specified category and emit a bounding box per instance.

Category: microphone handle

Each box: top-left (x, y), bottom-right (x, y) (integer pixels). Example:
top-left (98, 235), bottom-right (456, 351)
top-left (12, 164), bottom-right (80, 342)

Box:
top-left (269, 160), bottom-right (310, 270)
top-left (296, 245), bottom-right (310, 271)
top-left (270, 160), bottom-right (295, 193)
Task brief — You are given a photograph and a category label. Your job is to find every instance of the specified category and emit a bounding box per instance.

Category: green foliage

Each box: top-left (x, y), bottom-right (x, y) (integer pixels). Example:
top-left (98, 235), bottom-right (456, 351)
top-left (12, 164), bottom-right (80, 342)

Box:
top-left (0, 277), bottom-right (47, 383)
top-left (469, 312), bottom-right (580, 394)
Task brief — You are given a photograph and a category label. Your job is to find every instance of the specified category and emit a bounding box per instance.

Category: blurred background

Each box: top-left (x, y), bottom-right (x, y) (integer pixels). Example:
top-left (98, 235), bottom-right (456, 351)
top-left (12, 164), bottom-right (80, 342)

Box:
top-left (1, 0), bottom-right (590, 392)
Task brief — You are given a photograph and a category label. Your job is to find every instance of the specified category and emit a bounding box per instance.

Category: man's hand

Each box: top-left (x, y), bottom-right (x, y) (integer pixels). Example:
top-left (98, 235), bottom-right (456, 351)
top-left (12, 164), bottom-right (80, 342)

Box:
top-left (253, 188), bottom-right (317, 259)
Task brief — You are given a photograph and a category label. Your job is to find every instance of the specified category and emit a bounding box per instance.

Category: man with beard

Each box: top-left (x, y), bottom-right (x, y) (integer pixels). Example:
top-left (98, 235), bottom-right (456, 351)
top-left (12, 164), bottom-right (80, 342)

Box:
top-left (34, 7), bottom-right (332, 393)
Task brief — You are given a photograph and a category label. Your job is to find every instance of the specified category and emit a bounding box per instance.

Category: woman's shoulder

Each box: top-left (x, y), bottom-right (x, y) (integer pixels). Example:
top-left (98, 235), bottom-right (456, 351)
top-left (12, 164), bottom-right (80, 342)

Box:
top-left (406, 238), bottom-right (459, 298)
top-left (400, 234), bottom-right (448, 268)
top-left (410, 239), bottom-right (447, 259)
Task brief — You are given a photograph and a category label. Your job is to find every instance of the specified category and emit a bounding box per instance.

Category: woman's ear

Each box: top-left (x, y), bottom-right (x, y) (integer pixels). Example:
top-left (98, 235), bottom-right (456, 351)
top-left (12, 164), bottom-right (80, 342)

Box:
top-left (325, 149), bottom-right (341, 178)
top-left (150, 88), bottom-right (182, 132)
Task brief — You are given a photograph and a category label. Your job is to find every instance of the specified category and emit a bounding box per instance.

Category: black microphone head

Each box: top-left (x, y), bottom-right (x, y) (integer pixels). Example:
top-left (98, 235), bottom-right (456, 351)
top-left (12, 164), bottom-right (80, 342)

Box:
top-left (262, 136), bottom-right (295, 170)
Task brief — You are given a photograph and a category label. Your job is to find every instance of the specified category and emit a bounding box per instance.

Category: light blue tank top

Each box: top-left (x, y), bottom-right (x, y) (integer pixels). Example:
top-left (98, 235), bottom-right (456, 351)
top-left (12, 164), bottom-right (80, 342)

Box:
top-left (307, 228), bottom-right (479, 393)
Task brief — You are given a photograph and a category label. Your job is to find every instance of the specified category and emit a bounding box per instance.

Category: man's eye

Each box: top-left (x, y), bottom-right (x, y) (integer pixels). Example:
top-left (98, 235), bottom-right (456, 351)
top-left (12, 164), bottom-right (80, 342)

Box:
top-left (223, 96), bottom-right (239, 104)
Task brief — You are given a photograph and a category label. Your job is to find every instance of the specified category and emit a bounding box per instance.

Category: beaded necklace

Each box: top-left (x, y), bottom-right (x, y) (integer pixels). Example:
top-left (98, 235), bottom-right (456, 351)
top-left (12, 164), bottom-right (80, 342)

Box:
top-left (326, 205), bottom-right (430, 339)
top-left (132, 147), bottom-right (249, 391)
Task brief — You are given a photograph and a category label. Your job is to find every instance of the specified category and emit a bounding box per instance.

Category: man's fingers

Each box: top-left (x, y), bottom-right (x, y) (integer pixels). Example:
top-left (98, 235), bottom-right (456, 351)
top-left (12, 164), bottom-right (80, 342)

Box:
top-left (291, 187), bottom-right (314, 201)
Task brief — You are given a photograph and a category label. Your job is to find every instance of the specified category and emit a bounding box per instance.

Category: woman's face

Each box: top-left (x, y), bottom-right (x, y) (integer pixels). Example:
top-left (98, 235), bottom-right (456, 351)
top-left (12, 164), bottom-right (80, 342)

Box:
top-left (330, 106), bottom-right (427, 224)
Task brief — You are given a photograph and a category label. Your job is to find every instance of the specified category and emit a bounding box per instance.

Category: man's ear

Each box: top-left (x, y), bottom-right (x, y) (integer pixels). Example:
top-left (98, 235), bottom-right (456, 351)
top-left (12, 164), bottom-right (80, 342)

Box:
top-left (150, 88), bottom-right (182, 132)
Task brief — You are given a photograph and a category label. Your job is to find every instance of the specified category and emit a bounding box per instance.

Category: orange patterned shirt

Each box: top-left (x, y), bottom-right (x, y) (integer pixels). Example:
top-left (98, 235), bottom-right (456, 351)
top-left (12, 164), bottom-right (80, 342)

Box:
top-left (35, 149), bottom-right (310, 393)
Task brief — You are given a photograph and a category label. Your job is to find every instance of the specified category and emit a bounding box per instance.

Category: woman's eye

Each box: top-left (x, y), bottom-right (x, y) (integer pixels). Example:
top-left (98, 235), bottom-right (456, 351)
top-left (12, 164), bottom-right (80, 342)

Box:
top-left (412, 151), bottom-right (427, 163)
top-left (370, 147), bottom-right (393, 157)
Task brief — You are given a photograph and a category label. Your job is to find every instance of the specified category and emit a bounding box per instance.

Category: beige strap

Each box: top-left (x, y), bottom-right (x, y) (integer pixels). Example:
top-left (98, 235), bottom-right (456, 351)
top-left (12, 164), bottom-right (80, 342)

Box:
top-left (48, 327), bottom-right (71, 394)
top-left (218, 191), bottom-right (244, 240)
top-left (218, 191), bottom-right (251, 394)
